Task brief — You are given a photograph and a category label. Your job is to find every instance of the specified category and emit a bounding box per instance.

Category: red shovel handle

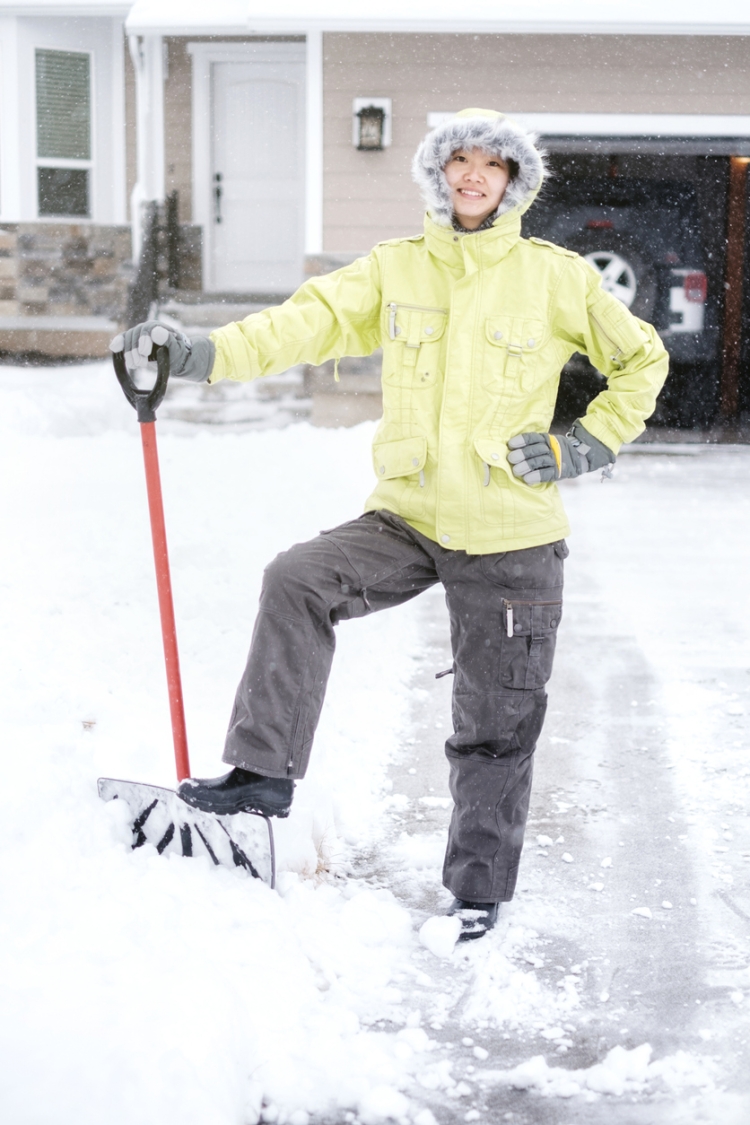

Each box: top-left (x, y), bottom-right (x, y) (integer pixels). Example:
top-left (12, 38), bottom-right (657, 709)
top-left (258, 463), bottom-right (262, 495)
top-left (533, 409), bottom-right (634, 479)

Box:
top-left (113, 347), bottom-right (191, 782)
top-left (139, 422), bottom-right (191, 781)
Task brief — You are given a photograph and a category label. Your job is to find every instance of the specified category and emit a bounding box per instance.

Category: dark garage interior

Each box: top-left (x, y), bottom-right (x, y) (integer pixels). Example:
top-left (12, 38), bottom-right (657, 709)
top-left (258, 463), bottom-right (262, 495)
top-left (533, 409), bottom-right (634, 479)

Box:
top-left (523, 144), bottom-right (749, 434)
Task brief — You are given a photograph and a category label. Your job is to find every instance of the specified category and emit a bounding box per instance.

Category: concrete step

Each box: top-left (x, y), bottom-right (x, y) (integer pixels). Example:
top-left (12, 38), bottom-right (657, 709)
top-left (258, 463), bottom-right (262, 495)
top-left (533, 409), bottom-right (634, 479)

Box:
top-left (0, 315), bottom-right (118, 358)
top-left (158, 294), bottom-right (286, 334)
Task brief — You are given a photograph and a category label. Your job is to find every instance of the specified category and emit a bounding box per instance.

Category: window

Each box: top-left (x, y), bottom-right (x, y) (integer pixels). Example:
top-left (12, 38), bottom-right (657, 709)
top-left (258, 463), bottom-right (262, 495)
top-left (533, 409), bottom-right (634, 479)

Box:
top-left (35, 49), bottom-right (92, 217)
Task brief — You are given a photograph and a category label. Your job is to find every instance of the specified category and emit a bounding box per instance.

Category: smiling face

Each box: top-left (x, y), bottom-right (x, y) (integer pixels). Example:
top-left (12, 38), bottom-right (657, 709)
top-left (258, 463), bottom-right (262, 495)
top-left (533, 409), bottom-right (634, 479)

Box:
top-left (444, 148), bottom-right (511, 229)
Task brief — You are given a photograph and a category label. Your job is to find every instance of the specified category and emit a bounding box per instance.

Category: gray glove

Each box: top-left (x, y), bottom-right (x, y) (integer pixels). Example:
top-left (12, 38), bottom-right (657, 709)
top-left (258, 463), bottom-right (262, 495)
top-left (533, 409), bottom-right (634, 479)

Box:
top-left (507, 420), bottom-right (615, 485)
top-left (109, 321), bottom-right (215, 384)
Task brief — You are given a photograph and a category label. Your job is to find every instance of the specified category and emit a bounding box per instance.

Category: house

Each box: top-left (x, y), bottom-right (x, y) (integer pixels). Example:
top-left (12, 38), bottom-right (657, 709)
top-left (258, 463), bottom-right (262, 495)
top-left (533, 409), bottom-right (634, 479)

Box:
top-left (0, 1), bottom-right (748, 424)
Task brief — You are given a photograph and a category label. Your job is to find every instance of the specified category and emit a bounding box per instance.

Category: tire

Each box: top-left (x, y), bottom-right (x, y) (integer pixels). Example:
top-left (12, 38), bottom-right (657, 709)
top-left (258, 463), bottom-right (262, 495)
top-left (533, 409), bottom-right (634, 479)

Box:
top-left (566, 232), bottom-right (658, 322)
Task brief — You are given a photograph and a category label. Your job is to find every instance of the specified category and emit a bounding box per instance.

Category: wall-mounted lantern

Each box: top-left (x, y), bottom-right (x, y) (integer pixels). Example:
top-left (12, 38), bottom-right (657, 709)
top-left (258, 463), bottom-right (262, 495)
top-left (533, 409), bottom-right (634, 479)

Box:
top-left (353, 98), bottom-right (392, 151)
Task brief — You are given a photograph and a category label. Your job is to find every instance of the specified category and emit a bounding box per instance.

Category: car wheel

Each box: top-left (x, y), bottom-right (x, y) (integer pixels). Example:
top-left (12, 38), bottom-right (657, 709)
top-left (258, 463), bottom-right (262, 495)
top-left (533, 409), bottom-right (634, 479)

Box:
top-left (567, 234), bottom-right (658, 321)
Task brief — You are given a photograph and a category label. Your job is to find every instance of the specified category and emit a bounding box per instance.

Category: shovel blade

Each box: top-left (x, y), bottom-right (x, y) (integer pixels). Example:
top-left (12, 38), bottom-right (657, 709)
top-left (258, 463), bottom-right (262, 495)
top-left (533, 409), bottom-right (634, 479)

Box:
top-left (98, 777), bottom-right (275, 887)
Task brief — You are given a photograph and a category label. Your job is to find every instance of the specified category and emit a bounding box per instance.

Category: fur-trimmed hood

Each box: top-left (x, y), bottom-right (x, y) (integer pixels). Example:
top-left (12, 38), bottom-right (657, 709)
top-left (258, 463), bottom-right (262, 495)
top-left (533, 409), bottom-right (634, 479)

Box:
top-left (412, 108), bottom-right (546, 228)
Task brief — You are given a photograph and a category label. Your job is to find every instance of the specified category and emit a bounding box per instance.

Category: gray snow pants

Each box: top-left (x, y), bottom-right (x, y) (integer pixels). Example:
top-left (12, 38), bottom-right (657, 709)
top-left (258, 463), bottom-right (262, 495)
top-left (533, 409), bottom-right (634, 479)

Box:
top-left (223, 510), bottom-right (567, 903)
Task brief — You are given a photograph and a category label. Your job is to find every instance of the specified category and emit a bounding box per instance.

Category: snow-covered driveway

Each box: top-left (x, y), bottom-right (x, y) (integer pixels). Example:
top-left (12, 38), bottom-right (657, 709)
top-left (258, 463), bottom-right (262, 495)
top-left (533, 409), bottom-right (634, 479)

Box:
top-left (0, 363), bottom-right (748, 1124)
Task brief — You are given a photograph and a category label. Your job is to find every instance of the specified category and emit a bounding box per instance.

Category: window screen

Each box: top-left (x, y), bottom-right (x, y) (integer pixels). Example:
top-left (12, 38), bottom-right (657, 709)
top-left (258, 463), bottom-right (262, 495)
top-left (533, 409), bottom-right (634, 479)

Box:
top-left (36, 49), bottom-right (91, 161)
top-left (37, 168), bottom-right (89, 217)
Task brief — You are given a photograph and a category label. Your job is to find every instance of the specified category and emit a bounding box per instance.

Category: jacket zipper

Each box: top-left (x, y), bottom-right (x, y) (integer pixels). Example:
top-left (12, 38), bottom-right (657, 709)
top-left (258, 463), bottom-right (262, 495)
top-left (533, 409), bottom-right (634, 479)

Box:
top-left (388, 302), bottom-right (448, 340)
top-left (588, 311), bottom-right (624, 369)
top-left (503, 597), bottom-right (562, 638)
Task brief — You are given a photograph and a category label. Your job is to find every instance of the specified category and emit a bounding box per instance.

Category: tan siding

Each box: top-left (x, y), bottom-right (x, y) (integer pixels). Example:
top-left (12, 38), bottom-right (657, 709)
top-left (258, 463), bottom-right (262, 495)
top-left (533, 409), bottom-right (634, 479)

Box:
top-left (323, 32), bottom-right (750, 251)
top-left (164, 38), bottom-right (193, 222)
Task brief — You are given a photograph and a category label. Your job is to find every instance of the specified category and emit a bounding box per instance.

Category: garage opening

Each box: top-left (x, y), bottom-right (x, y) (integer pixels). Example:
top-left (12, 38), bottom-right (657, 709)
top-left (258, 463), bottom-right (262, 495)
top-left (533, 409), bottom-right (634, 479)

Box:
top-left (522, 142), bottom-right (749, 432)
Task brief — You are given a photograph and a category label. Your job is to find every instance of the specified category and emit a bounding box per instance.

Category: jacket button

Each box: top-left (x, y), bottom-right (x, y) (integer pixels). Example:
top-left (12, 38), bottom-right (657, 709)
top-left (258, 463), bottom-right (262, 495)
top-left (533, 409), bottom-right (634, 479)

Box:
top-left (424, 326), bottom-right (434, 335)
top-left (491, 453), bottom-right (499, 460)
top-left (494, 331), bottom-right (503, 340)
top-left (412, 457), bottom-right (419, 466)
top-left (527, 338), bottom-right (536, 347)
top-left (441, 534), bottom-right (450, 544)
top-left (453, 236), bottom-right (459, 242)
top-left (379, 465), bottom-right (386, 474)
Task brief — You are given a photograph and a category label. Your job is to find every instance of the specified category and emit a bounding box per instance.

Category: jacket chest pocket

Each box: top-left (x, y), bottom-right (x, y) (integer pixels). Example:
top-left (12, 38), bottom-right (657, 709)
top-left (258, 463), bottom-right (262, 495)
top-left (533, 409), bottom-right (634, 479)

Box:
top-left (384, 302), bottom-right (447, 388)
top-left (484, 315), bottom-right (549, 392)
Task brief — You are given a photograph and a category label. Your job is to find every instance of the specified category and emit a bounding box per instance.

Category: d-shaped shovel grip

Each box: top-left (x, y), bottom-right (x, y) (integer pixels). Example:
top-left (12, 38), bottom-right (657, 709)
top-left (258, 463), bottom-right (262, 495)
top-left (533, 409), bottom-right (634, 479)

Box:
top-left (113, 343), bottom-right (170, 422)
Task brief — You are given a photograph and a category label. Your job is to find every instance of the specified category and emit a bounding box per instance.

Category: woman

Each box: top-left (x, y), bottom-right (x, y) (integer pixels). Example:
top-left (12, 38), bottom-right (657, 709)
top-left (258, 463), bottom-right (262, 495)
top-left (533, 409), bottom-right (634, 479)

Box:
top-left (113, 109), bottom-right (668, 941)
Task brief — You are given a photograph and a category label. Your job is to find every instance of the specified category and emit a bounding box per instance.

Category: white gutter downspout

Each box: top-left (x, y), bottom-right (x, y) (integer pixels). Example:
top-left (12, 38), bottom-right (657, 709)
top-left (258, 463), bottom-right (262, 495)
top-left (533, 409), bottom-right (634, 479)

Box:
top-left (304, 28), bottom-right (323, 255)
top-left (0, 16), bottom-right (21, 222)
top-left (128, 32), bottom-right (165, 262)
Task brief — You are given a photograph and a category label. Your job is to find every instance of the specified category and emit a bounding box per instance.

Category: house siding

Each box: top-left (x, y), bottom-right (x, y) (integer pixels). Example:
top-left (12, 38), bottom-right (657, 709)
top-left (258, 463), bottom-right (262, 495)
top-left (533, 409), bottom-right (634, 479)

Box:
top-left (165, 38), bottom-right (194, 224)
top-left (322, 32), bottom-right (750, 251)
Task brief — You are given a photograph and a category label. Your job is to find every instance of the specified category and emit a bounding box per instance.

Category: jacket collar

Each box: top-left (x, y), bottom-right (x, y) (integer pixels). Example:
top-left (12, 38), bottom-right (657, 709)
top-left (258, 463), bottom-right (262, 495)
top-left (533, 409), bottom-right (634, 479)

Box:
top-left (423, 210), bottom-right (522, 273)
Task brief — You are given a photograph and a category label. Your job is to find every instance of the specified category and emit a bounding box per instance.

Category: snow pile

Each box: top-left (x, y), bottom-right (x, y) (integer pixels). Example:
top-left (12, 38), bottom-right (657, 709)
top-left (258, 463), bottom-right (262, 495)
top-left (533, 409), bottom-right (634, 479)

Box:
top-left (0, 363), bottom-right (442, 1124)
top-left (419, 914), bottom-right (462, 958)
top-left (477, 1042), bottom-right (716, 1100)
top-left (462, 925), bottom-right (580, 1031)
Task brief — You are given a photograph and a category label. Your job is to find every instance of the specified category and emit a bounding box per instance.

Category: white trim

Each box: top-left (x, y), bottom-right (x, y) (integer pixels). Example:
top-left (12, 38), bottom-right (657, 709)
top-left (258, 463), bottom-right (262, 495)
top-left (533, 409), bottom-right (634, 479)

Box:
top-left (144, 35), bottom-right (165, 200)
top-left (427, 111), bottom-right (750, 137)
top-left (35, 156), bottom-right (93, 170)
top-left (188, 40), bottom-right (306, 288)
top-left (250, 20), bottom-right (750, 36)
top-left (0, 16), bottom-right (21, 221)
top-left (127, 0), bottom-right (750, 37)
top-left (111, 17), bottom-right (126, 224)
top-left (33, 44), bottom-right (95, 219)
top-left (352, 97), bottom-right (392, 149)
top-left (129, 32), bottom-right (165, 258)
top-left (305, 29), bottom-right (322, 255)
top-left (3, 5), bottom-right (129, 14)
top-left (133, 23), bottom-right (750, 37)
top-left (188, 41), bottom-right (211, 285)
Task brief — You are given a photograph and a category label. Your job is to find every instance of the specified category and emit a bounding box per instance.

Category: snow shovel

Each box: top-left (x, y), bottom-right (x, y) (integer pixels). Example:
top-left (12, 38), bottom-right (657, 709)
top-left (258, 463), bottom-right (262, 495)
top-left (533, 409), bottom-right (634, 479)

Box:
top-left (97, 334), bottom-right (276, 887)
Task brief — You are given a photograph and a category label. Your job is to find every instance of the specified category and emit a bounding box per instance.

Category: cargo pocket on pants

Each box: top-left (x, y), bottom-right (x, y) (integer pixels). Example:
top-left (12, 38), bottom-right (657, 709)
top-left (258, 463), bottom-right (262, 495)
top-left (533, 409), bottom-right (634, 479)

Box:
top-left (502, 597), bottom-right (562, 690)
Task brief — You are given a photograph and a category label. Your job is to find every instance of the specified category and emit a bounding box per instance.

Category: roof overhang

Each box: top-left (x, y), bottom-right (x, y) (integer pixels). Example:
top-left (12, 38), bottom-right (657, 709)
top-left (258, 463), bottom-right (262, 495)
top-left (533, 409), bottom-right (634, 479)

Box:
top-left (0, 1), bottom-right (129, 14)
top-left (510, 112), bottom-right (750, 147)
top-left (125, 0), bottom-right (750, 37)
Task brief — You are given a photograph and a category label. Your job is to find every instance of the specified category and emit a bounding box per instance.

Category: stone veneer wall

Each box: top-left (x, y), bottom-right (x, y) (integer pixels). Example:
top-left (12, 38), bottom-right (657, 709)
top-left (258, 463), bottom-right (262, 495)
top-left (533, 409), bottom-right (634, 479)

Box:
top-left (0, 224), bottom-right (134, 320)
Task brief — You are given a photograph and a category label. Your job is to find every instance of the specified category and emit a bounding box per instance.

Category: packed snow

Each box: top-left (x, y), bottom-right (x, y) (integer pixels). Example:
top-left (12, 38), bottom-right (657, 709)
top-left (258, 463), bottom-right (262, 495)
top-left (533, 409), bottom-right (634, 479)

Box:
top-left (1, 361), bottom-right (749, 1124)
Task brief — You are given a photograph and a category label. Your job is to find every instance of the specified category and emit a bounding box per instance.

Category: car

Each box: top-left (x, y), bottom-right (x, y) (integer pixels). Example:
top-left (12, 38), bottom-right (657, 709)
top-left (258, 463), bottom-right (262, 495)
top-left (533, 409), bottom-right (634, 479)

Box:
top-left (524, 178), bottom-right (721, 428)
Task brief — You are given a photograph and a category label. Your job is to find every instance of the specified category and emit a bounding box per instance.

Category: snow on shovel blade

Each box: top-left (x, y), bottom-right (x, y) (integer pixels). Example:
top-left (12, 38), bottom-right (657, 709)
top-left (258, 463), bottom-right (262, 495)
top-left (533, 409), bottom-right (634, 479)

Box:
top-left (98, 777), bottom-right (275, 887)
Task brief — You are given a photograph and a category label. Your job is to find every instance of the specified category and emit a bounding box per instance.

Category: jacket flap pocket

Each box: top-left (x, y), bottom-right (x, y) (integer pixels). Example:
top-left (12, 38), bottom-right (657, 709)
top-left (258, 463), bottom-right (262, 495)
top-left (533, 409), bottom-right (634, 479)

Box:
top-left (474, 437), bottom-right (511, 474)
top-left (486, 316), bottom-right (548, 353)
top-left (388, 304), bottom-right (448, 346)
top-left (373, 436), bottom-right (428, 480)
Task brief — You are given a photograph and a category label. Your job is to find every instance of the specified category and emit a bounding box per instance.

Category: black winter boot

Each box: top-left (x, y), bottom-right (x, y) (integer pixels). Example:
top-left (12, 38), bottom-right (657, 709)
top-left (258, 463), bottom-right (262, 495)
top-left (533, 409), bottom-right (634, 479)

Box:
top-left (447, 898), bottom-right (500, 942)
top-left (178, 767), bottom-right (294, 818)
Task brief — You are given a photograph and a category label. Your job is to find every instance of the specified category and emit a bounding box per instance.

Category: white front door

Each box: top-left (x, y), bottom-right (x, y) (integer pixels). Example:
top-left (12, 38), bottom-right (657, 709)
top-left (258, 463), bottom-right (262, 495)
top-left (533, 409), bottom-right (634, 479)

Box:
top-left (210, 46), bottom-right (305, 294)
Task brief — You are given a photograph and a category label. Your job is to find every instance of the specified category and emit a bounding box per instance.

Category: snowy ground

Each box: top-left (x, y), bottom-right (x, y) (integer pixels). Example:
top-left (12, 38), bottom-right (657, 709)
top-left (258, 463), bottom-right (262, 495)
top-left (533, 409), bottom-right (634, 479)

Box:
top-left (1, 361), bottom-right (749, 1125)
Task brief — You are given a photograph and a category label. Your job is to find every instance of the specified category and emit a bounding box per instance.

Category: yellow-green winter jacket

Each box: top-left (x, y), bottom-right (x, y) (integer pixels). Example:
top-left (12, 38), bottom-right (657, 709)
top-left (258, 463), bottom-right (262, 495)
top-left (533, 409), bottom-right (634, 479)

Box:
top-left (209, 110), bottom-right (668, 554)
